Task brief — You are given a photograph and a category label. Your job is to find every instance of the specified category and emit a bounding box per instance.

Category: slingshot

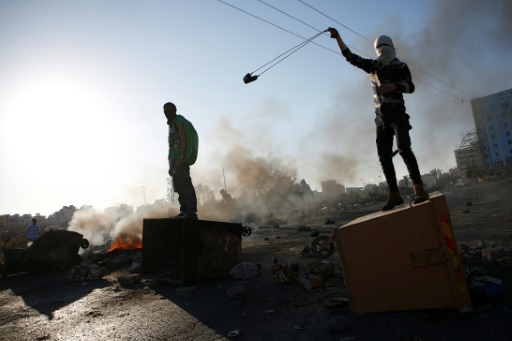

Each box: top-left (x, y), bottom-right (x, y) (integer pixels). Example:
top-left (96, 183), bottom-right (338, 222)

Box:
top-left (243, 30), bottom-right (327, 84)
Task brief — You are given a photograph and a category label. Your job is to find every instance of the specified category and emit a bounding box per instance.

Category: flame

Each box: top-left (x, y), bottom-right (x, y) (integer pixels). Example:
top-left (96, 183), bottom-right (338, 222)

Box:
top-left (107, 236), bottom-right (142, 252)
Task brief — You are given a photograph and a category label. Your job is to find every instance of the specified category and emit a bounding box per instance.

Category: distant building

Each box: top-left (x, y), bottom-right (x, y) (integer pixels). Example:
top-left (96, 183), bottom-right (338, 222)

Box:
top-left (0, 213), bottom-right (45, 232)
top-left (321, 180), bottom-right (345, 203)
top-left (470, 88), bottom-right (512, 172)
top-left (57, 205), bottom-right (77, 227)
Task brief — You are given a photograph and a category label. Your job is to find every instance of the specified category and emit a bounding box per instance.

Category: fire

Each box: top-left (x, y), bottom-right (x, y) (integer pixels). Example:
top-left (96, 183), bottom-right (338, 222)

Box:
top-left (107, 236), bottom-right (142, 252)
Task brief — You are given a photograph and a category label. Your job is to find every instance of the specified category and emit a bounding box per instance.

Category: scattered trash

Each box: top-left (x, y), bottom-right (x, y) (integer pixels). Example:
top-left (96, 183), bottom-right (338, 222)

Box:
top-left (299, 273), bottom-right (322, 290)
top-left (227, 329), bottom-right (240, 337)
top-left (307, 260), bottom-right (336, 280)
top-left (324, 298), bottom-right (349, 311)
top-left (271, 258), bottom-right (300, 284)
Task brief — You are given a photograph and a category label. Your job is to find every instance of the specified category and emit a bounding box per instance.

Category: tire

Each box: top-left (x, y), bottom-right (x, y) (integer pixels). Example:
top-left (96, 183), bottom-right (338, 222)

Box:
top-left (81, 239), bottom-right (90, 249)
top-left (310, 235), bottom-right (334, 258)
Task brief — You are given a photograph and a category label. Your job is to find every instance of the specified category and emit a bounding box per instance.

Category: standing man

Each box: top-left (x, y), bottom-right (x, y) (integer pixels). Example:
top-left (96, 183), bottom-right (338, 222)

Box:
top-left (327, 28), bottom-right (429, 211)
top-left (164, 102), bottom-right (199, 219)
top-left (25, 218), bottom-right (40, 247)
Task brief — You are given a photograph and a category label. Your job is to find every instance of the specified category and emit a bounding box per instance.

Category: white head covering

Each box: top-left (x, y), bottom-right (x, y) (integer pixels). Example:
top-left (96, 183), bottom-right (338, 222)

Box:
top-left (374, 35), bottom-right (396, 64)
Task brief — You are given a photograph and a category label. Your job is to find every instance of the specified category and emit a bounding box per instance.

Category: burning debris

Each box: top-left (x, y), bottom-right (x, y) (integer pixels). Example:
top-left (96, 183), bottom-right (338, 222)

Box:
top-left (106, 233), bottom-right (142, 253)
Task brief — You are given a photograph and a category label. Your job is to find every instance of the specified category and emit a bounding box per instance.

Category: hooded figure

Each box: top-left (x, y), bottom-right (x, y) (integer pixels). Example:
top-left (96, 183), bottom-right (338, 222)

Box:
top-left (374, 35), bottom-right (397, 64)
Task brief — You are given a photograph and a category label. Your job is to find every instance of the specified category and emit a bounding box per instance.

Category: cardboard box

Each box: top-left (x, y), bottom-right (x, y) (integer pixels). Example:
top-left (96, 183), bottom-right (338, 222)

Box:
top-left (141, 219), bottom-right (242, 285)
top-left (334, 192), bottom-right (471, 313)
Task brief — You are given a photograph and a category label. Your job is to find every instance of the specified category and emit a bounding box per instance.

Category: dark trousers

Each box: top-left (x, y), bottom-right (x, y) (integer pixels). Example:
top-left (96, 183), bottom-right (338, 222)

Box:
top-left (376, 114), bottom-right (423, 192)
top-left (170, 161), bottom-right (197, 213)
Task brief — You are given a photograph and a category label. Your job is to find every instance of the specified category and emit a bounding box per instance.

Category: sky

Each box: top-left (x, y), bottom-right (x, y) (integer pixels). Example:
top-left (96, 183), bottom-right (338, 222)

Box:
top-left (1, 0), bottom-right (511, 216)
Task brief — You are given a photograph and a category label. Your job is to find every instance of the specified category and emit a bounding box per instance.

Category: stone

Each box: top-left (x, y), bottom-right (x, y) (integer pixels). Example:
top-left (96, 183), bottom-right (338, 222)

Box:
top-left (230, 262), bottom-right (261, 280)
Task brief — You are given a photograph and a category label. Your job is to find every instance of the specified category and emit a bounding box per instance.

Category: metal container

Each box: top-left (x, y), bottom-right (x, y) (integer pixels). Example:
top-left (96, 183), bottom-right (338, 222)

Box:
top-left (141, 218), bottom-right (242, 285)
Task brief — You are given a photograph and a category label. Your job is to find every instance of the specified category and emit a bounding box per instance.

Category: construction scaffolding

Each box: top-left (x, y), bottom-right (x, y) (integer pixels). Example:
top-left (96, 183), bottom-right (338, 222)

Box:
top-left (454, 129), bottom-right (486, 178)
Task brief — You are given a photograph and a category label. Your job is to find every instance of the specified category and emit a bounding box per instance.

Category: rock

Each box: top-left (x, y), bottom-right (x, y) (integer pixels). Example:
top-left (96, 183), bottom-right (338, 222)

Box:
top-left (68, 265), bottom-right (90, 282)
top-left (118, 274), bottom-right (141, 287)
top-left (230, 262), bottom-right (261, 280)
top-left (88, 264), bottom-right (109, 280)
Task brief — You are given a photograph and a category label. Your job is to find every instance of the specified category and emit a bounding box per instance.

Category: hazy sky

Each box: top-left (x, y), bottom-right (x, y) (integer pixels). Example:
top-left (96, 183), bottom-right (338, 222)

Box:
top-left (1, 0), bottom-right (510, 216)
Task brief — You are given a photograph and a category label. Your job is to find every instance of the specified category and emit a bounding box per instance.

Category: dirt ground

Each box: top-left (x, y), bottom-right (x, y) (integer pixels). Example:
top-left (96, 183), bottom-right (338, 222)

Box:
top-left (1, 179), bottom-right (512, 340)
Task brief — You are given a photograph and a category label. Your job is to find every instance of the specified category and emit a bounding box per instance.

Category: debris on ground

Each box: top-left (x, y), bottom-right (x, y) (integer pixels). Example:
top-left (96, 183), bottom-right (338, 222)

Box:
top-left (271, 257), bottom-right (300, 284)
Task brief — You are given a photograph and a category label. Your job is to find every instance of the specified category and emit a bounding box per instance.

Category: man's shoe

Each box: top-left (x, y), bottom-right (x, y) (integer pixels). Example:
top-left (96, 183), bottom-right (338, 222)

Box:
top-left (413, 184), bottom-right (429, 204)
top-left (382, 192), bottom-right (404, 211)
top-left (184, 212), bottom-right (198, 220)
top-left (173, 212), bottom-right (186, 218)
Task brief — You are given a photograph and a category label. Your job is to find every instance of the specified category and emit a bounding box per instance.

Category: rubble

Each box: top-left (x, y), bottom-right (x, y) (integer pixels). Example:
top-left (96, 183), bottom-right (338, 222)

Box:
top-left (68, 264), bottom-right (109, 282)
